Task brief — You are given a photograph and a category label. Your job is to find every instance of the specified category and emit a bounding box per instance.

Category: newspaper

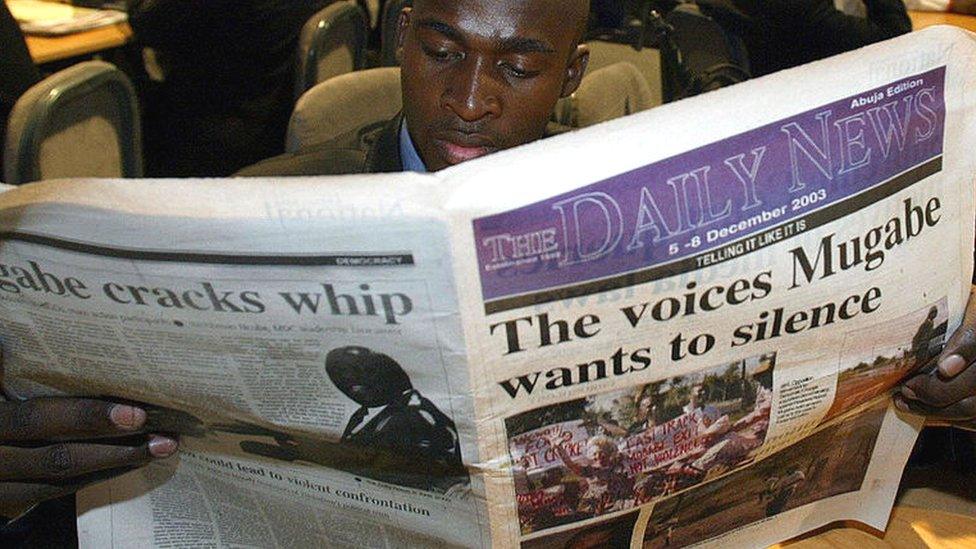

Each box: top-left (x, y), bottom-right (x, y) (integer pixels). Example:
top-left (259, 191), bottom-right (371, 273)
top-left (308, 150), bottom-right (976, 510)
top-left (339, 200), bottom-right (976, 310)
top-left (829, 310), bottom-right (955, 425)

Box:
top-left (0, 26), bottom-right (972, 548)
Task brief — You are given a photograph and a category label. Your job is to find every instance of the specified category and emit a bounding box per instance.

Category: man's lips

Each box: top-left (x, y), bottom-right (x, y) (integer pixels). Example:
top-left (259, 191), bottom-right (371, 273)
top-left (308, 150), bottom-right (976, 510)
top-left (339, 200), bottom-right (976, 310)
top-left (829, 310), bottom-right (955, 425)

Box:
top-left (434, 133), bottom-right (496, 165)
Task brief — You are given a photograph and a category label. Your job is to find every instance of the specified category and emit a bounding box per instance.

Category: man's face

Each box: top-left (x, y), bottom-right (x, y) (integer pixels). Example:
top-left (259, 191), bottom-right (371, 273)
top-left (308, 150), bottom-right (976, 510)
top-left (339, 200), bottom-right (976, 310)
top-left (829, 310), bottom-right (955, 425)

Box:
top-left (398, 0), bottom-right (589, 171)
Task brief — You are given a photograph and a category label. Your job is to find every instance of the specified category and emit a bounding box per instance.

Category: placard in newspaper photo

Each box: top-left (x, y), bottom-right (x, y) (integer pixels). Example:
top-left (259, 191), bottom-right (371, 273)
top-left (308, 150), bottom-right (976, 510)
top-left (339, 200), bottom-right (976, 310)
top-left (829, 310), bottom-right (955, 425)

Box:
top-left (506, 354), bottom-right (774, 534)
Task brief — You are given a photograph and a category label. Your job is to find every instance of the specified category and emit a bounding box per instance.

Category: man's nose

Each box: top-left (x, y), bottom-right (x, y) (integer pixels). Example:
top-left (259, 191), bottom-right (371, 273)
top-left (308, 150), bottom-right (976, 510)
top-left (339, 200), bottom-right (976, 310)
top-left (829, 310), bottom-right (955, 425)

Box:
top-left (441, 57), bottom-right (501, 122)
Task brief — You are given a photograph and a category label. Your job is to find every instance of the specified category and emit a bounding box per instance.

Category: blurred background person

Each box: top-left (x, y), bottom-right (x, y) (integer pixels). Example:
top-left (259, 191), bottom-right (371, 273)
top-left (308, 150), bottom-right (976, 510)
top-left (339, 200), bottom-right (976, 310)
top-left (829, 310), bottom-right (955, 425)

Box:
top-left (0, 1), bottom-right (41, 179)
top-left (700, 0), bottom-right (912, 77)
top-left (130, 0), bottom-right (331, 177)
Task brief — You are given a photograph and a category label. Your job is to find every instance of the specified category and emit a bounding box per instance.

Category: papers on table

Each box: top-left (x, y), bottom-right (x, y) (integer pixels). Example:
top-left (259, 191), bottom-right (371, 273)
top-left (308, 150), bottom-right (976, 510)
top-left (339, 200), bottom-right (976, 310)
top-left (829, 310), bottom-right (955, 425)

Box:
top-left (7, 0), bottom-right (126, 35)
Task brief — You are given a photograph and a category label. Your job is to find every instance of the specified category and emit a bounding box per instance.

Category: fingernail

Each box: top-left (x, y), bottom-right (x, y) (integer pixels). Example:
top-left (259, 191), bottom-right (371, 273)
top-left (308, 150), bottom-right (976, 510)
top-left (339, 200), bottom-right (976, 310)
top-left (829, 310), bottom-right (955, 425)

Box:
top-left (893, 397), bottom-right (909, 412)
top-left (110, 405), bottom-right (146, 430)
top-left (901, 386), bottom-right (917, 400)
top-left (938, 354), bottom-right (967, 378)
top-left (149, 436), bottom-right (178, 458)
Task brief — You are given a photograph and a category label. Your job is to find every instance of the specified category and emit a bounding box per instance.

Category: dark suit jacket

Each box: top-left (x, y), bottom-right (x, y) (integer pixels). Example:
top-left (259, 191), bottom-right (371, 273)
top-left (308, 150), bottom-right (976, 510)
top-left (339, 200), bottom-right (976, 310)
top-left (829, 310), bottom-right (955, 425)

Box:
top-left (1, 2), bottom-right (41, 178)
top-left (236, 113), bottom-right (404, 176)
top-left (702, 0), bottom-right (911, 77)
top-left (130, 0), bottom-right (331, 177)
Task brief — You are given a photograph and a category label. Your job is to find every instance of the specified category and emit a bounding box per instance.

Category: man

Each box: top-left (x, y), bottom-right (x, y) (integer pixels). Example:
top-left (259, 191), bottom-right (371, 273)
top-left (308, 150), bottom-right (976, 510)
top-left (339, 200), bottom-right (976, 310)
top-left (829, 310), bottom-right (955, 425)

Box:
top-left (550, 434), bottom-right (635, 515)
top-left (239, 0), bottom-right (591, 175)
top-left (760, 469), bottom-right (805, 516)
top-left (241, 0), bottom-right (976, 475)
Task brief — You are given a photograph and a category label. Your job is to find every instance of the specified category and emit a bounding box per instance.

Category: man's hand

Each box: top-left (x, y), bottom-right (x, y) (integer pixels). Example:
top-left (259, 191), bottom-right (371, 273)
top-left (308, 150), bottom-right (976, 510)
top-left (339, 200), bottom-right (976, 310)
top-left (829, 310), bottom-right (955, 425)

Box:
top-left (0, 398), bottom-right (178, 519)
top-left (896, 286), bottom-right (976, 431)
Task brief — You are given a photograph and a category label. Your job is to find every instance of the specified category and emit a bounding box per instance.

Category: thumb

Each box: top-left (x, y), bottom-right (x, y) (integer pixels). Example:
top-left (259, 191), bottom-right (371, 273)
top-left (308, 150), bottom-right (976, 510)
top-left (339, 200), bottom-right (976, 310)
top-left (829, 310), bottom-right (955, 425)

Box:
top-left (938, 285), bottom-right (976, 379)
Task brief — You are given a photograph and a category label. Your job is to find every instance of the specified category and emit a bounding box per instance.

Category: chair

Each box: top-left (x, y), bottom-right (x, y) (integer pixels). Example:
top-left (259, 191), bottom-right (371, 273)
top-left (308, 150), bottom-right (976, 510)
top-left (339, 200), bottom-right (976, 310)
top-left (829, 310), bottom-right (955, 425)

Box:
top-left (3, 61), bottom-right (142, 185)
top-left (584, 40), bottom-right (663, 106)
top-left (379, 0), bottom-right (411, 66)
top-left (287, 67), bottom-right (402, 153)
top-left (552, 62), bottom-right (655, 128)
top-left (295, 1), bottom-right (370, 99)
top-left (660, 3), bottom-right (751, 102)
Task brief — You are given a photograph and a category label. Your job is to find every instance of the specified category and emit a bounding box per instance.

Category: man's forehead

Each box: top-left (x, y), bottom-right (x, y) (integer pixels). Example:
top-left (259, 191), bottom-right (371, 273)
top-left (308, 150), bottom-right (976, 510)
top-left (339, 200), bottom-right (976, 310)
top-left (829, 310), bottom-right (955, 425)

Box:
top-left (411, 0), bottom-right (585, 46)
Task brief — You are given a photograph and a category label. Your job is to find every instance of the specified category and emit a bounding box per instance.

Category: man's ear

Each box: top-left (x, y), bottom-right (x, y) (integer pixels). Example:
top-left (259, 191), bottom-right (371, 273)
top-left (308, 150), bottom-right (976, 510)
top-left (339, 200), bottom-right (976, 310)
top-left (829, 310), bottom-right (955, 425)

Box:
top-left (560, 44), bottom-right (590, 98)
top-left (395, 7), bottom-right (412, 63)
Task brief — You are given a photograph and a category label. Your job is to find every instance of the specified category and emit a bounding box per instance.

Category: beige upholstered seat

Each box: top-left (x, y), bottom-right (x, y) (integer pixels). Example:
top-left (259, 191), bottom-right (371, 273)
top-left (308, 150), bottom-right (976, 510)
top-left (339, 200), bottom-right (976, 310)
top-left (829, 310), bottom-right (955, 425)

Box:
top-left (3, 60), bottom-right (142, 185)
top-left (552, 61), bottom-right (655, 128)
top-left (287, 67), bottom-right (402, 153)
top-left (295, 1), bottom-right (369, 99)
top-left (585, 40), bottom-right (663, 106)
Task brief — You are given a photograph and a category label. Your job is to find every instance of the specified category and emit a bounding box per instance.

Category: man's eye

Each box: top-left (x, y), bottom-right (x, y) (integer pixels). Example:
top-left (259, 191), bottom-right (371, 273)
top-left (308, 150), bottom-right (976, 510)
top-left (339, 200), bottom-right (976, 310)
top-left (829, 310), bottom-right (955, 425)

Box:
top-left (500, 62), bottom-right (535, 79)
top-left (423, 45), bottom-right (461, 62)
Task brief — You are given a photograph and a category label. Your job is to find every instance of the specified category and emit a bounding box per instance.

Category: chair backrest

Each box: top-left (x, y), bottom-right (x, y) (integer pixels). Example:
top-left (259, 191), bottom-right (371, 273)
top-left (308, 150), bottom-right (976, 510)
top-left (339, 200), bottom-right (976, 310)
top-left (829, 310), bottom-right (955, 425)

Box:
top-left (3, 61), bottom-right (142, 185)
top-left (552, 62), bottom-right (654, 128)
top-left (584, 39), bottom-right (663, 107)
top-left (379, 0), bottom-right (411, 66)
top-left (295, 1), bottom-right (370, 99)
top-left (287, 67), bottom-right (402, 153)
top-left (661, 3), bottom-right (750, 102)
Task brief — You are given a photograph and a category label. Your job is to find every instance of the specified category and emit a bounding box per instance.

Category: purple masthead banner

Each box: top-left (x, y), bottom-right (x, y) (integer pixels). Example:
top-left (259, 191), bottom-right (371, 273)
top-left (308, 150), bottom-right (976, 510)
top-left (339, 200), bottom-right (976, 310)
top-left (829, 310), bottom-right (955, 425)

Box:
top-left (473, 67), bottom-right (946, 313)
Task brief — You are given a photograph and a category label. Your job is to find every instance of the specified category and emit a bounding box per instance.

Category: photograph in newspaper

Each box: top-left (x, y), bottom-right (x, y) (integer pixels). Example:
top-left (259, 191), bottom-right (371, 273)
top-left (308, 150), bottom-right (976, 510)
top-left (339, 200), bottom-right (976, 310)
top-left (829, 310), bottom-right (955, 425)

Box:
top-left (641, 399), bottom-right (887, 548)
top-left (824, 299), bottom-right (947, 421)
top-left (225, 345), bottom-right (469, 493)
top-left (505, 353), bottom-right (774, 534)
top-left (46, 343), bottom-right (471, 499)
top-left (519, 510), bottom-right (639, 549)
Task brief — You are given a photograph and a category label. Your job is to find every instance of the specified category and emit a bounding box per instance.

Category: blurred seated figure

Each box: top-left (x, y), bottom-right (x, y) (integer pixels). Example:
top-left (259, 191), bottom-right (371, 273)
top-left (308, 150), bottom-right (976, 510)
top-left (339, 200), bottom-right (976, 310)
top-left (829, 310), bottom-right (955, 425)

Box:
top-left (0, 2), bottom-right (41, 179)
top-left (699, 0), bottom-right (911, 77)
top-left (130, 0), bottom-right (330, 176)
top-left (590, 0), bottom-right (631, 29)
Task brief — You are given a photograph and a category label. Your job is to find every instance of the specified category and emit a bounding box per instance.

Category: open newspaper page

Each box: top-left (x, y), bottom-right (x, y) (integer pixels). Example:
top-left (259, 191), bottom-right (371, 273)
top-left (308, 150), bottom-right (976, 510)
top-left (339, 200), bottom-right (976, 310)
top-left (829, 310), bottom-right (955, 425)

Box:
top-left (0, 26), bottom-right (970, 549)
top-left (0, 176), bottom-right (488, 547)
top-left (442, 27), bottom-right (976, 548)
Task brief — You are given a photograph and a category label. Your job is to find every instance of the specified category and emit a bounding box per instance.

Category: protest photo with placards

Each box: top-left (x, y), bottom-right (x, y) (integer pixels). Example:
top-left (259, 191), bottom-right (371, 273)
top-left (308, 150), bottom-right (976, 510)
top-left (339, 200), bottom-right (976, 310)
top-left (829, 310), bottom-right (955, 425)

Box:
top-left (505, 353), bottom-right (774, 534)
